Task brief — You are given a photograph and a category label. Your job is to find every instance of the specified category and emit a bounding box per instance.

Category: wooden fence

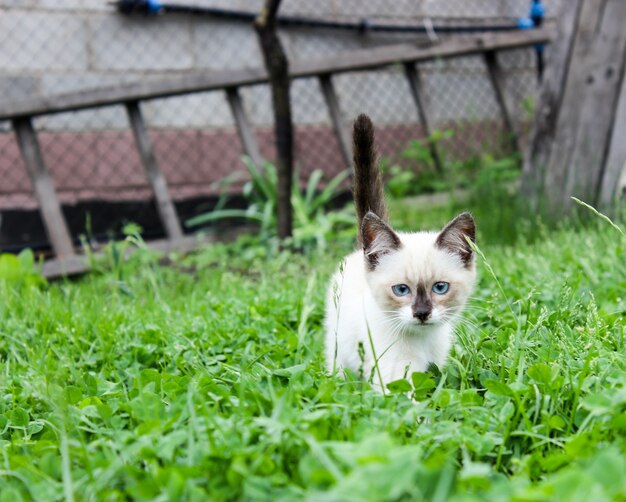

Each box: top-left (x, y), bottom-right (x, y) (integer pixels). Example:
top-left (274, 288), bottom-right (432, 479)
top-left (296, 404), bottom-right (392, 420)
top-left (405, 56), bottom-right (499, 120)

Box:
top-left (0, 28), bottom-right (552, 278)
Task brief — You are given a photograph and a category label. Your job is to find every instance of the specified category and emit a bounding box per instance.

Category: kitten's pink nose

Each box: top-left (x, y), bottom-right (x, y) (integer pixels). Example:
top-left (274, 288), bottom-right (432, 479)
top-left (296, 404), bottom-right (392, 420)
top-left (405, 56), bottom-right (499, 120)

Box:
top-left (413, 310), bottom-right (431, 323)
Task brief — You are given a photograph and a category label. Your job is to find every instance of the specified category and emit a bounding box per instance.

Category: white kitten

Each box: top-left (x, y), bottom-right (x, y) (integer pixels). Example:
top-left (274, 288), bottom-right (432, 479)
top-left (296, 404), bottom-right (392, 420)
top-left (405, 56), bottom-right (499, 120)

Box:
top-left (324, 115), bottom-right (476, 392)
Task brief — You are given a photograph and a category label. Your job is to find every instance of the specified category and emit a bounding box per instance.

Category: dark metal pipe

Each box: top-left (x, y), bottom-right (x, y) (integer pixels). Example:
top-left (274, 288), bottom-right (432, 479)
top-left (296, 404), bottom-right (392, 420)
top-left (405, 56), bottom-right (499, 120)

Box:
top-left (111, 0), bottom-right (526, 34)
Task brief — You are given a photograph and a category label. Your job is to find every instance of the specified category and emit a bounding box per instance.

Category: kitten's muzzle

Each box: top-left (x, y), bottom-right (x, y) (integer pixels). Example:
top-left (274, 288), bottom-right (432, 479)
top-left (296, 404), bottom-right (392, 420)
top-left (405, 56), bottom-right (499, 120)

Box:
top-left (412, 284), bottom-right (432, 324)
top-left (412, 289), bottom-right (432, 323)
top-left (413, 309), bottom-right (431, 323)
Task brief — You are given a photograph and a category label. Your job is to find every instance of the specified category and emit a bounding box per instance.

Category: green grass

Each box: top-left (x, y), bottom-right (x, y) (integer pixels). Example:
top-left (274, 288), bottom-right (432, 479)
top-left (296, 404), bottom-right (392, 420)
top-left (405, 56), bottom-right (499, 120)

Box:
top-left (1, 203), bottom-right (625, 501)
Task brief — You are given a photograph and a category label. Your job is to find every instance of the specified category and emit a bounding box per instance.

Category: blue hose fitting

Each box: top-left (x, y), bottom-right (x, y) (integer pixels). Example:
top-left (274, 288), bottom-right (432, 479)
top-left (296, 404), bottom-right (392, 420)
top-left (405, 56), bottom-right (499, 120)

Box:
top-left (146, 0), bottom-right (162, 14)
top-left (530, 0), bottom-right (545, 26)
top-left (115, 0), bottom-right (163, 15)
top-left (517, 17), bottom-right (535, 29)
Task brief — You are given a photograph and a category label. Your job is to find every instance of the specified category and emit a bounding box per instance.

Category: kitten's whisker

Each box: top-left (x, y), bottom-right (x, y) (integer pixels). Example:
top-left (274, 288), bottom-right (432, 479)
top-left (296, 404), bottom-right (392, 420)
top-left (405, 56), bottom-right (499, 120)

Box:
top-left (445, 316), bottom-right (482, 327)
top-left (443, 312), bottom-right (479, 325)
top-left (444, 308), bottom-right (486, 322)
top-left (388, 320), bottom-right (406, 338)
top-left (446, 304), bottom-right (485, 313)
top-left (441, 312), bottom-right (480, 329)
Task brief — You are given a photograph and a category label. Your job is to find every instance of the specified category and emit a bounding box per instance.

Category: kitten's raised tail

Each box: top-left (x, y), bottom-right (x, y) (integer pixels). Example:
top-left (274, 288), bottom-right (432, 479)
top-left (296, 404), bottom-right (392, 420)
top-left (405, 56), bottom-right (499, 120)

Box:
top-left (352, 114), bottom-right (388, 247)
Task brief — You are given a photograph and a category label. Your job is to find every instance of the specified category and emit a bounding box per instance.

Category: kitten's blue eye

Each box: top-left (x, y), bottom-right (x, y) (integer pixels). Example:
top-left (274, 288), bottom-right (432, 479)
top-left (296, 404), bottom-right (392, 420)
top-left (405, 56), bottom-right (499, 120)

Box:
top-left (392, 284), bottom-right (411, 297)
top-left (432, 282), bottom-right (450, 295)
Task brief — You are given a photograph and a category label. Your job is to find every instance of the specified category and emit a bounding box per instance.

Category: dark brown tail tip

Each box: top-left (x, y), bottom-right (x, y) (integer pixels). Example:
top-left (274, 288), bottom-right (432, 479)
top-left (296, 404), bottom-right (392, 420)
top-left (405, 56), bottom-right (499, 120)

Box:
top-left (352, 114), bottom-right (375, 164)
top-left (353, 114), bottom-right (374, 141)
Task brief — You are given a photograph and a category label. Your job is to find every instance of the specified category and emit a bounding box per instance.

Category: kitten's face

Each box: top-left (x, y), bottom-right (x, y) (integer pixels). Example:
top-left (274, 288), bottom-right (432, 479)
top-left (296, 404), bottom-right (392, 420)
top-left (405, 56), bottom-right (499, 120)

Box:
top-left (361, 212), bottom-right (476, 332)
top-left (367, 235), bottom-right (476, 329)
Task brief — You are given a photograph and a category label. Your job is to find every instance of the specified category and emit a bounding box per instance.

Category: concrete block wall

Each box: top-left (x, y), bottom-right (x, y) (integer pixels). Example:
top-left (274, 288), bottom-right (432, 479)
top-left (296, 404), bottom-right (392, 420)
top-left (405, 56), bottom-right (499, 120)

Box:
top-left (0, 0), bottom-right (558, 131)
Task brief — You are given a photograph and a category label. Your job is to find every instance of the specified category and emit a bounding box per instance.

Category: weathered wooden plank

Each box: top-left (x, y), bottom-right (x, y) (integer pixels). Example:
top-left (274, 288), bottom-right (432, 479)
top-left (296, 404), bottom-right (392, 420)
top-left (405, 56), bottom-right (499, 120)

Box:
top-left (598, 60), bottom-right (626, 208)
top-left (318, 74), bottom-right (352, 169)
top-left (42, 237), bottom-right (201, 279)
top-left (125, 101), bottom-right (184, 241)
top-left (41, 255), bottom-right (88, 279)
top-left (12, 117), bottom-right (75, 258)
top-left (226, 87), bottom-right (264, 167)
top-left (521, 0), bottom-right (584, 204)
top-left (483, 50), bottom-right (520, 153)
top-left (537, 0), bottom-right (607, 211)
top-left (0, 29), bottom-right (552, 120)
top-left (41, 229), bottom-right (249, 280)
top-left (564, 0), bottom-right (626, 209)
top-left (403, 62), bottom-right (443, 172)
top-left (523, 0), bottom-right (626, 214)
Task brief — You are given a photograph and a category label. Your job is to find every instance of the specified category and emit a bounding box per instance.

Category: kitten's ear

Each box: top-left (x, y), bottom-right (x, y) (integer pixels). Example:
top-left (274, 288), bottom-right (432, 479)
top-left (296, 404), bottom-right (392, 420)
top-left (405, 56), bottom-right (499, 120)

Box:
top-left (436, 212), bottom-right (476, 266)
top-left (361, 211), bottom-right (401, 269)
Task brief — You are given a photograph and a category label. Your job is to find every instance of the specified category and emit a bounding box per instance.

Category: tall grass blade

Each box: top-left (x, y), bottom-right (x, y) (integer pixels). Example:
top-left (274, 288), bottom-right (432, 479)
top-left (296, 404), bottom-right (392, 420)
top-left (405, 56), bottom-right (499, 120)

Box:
top-left (311, 169), bottom-right (350, 213)
top-left (304, 169), bottom-right (324, 210)
top-left (571, 197), bottom-right (625, 238)
top-left (243, 156), bottom-right (276, 201)
top-left (187, 209), bottom-right (264, 226)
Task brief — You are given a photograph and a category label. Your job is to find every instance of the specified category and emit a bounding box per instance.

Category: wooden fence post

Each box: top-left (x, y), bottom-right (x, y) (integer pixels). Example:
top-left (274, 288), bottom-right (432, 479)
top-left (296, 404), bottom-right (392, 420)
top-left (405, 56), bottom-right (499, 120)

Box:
top-left (226, 87), bottom-right (264, 168)
top-left (255, 0), bottom-right (294, 240)
top-left (12, 116), bottom-right (75, 258)
top-left (483, 50), bottom-right (520, 154)
top-left (522, 0), bottom-right (626, 214)
top-left (520, 0), bottom-right (583, 206)
top-left (318, 74), bottom-right (352, 169)
top-left (403, 62), bottom-right (444, 173)
top-left (598, 68), bottom-right (626, 208)
top-left (560, 0), bottom-right (626, 211)
top-left (126, 101), bottom-right (184, 241)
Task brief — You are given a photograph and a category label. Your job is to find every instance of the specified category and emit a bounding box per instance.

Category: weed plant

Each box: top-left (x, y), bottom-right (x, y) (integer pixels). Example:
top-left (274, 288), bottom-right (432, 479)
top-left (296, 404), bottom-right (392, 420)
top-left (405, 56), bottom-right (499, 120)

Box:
top-left (186, 158), bottom-right (354, 252)
top-left (383, 130), bottom-right (520, 200)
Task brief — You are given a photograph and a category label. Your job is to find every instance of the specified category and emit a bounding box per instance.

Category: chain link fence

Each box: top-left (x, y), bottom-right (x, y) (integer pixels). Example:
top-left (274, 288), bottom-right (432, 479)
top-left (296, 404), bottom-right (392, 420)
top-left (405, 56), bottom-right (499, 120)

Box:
top-left (0, 0), bottom-right (561, 252)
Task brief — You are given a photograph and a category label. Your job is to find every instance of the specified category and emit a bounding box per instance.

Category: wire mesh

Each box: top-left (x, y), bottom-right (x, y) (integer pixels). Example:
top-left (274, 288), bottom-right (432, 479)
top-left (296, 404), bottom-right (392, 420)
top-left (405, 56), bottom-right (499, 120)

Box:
top-left (0, 0), bottom-right (550, 252)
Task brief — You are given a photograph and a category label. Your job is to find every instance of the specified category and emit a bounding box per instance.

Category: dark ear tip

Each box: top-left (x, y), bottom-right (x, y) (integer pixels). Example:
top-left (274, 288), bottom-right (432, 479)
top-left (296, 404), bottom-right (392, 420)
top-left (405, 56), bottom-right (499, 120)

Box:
top-left (362, 210), bottom-right (379, 223)
top-left (436, 212), bottom-right (477, 262)
top-left (457, 211), bottom-right (475, 223)
top-left (454, 212), bottom-right (476, 239)
top-left (361, 211), bottom-right (401, 268)
top-left (360, 212), bottom-right (379, 239)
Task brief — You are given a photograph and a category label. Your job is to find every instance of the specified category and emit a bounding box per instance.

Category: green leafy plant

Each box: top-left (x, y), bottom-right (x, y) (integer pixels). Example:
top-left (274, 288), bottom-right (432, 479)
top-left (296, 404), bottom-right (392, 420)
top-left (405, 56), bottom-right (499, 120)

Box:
top-left (0, 249), bottom-right (47, 288)
top-left (1, 198), bottom-right (626, 499)
top-left (454, 153), bottom-right (525, 245)
top-left (187, 157), bottom-right (354, 250)
top-left (385, 129), bottom-right (520, 200)
top-left (384, 129), bottom-right (454, 198)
